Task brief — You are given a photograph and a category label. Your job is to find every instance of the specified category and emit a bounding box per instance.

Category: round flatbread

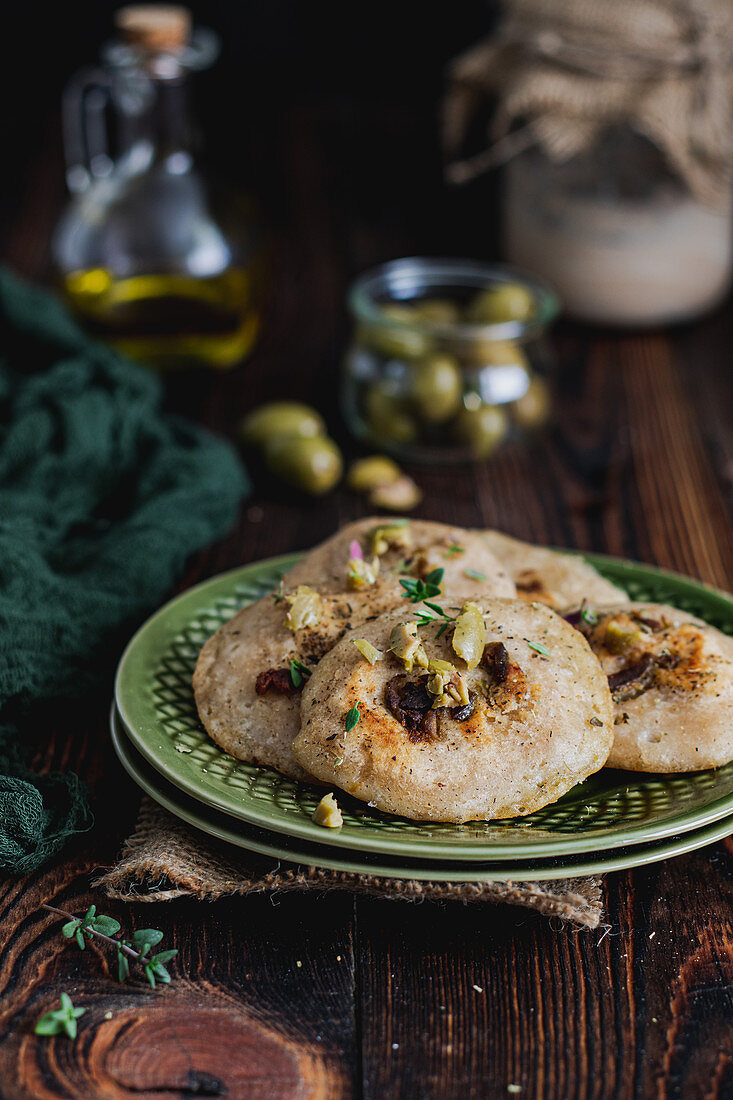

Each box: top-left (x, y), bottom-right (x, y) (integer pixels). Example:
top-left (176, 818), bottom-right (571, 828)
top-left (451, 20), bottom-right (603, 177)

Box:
top-left (285, 517), bottom-right (516, 601)
top-left (481, 530), bottom-right (627, 611)
top-left (193, 519), bottom-right (515, 781)
top-left (193, 591), bottom-right (358, 782)
top-left (293, 597), bottom-right (613, 822)
top-left (574, 602), bottom-right (733, 772)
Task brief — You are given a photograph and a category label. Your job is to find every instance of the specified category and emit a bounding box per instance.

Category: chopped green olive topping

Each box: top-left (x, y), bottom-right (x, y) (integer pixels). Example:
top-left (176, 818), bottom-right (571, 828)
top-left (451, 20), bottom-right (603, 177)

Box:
top-left (604, 620), bottom-right (645, 654)
top-left (347, 555), bottom-right (380, 590)
top-left (452, 602), bottom-right (486, 669)
top-left (284, 586), bottom-right (323, 632)
top-left (389, 622), bottom-right (429, 671)
top-left (353, 638), bottom-right (384, 665)
top-left (427, 669), bottom-right (470, 709)
top-left (312, 793), bottom-right (344, 828)
top-left (368, 521), bottom-right (412, 556)
top-left (427, 658), bottom-right (455, 673)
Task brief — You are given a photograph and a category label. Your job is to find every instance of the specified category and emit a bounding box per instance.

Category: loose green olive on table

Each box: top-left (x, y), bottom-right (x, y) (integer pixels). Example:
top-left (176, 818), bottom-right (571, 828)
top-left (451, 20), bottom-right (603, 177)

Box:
top-left (239, 401), bottom-right (342, 495)
top-left (351, 281), bottom-right (551, 461)
top-left (238, 402), bottom-right (422, 508)
top-left (346, 454), bottom-right (402, 492)
top-left (264, 434), bottom-right (343, 495)
top-left (346, 454), bottom-right (422, 511)
top-left (240, 401), bottom-right (326, 447)
top-left (368, 474), bottom-right (422, 511)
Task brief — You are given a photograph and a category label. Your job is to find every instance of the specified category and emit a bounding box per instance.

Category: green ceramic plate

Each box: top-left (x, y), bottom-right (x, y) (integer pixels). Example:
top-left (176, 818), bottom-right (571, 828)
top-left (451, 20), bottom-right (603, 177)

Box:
top-left (114, 550), bottom-right (733, 861)
top-left (110, 707), bottom-right (733, 882)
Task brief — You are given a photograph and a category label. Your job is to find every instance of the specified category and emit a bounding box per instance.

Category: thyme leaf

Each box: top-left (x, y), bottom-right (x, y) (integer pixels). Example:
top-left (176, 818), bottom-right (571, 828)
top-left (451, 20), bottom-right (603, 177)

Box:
top-left (34, 993), bottom-right (86, 1039)
top-left (289, 658), bottom-right (312, 688)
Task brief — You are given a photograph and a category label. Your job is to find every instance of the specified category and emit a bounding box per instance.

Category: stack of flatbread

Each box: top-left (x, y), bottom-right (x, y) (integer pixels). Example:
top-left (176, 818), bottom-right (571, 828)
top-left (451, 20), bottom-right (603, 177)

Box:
top-left (193, 519), bottom-right (733, 823)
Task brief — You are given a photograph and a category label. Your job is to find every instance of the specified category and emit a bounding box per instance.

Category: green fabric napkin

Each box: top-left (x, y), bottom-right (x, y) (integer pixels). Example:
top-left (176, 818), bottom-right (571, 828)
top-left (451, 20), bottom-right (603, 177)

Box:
top-left (0, 268), bottom-right (249, 875)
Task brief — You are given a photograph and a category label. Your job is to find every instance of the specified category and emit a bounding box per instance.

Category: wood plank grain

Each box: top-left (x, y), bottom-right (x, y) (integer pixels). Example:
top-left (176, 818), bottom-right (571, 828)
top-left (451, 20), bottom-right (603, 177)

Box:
top-left (0, 860), bottom-right (357, 1099)
top-left (4, 80), bottom-right (733, 1100)
top-left (356, 845), bottom-right (733, 1100)
top-left (353, 318), bottom-right (733, 1098)
top-left (0, 706), bottom-right (358, 1097)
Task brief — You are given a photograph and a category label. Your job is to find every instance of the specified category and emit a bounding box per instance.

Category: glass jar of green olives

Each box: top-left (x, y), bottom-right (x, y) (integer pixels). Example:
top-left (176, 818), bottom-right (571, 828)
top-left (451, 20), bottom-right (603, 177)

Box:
top-left (342, 259), bottom-right (559, 464)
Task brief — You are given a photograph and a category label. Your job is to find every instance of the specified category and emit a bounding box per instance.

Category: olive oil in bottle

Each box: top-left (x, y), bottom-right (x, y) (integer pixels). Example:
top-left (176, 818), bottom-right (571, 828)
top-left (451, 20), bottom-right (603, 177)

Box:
top-left (53, 6), bottom-right (264, 370)
top-left (63, 268), bottom-right (260, 369)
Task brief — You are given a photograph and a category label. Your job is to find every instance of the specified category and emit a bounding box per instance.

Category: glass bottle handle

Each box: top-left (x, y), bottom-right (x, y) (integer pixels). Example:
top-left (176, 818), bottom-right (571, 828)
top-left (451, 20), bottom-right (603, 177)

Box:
top-left (61, 67), bottom-right (115, 193)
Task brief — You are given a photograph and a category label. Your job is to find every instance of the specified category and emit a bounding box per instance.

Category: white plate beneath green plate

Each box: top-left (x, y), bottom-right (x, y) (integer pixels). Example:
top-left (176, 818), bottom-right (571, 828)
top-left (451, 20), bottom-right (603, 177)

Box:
top-left (114, 550), bottom-right (733, 861)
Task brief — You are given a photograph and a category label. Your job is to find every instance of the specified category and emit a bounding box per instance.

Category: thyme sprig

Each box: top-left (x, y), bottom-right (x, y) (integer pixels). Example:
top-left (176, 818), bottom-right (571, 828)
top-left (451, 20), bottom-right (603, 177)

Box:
top-left (42, 904), bottom-right (178, 989)
top-left (34, 994), bottom-right (86, 1039)
top-left (399, 567), bottom-right (444, 603)
top-left (413, 602), bottom-right (458, 638)
top-left (399, 568), bottom-right (460, 636)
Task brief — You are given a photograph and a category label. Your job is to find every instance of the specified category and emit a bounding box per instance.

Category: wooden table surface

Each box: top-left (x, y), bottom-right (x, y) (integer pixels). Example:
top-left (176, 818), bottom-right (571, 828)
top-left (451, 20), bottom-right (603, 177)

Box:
top-left (2, 96), bottom-right (733, 1100)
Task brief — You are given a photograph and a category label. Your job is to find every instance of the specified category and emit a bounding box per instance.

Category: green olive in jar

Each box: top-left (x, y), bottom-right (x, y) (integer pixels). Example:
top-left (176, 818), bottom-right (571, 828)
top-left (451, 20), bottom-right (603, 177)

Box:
top-left (412, 299), bottom-right (461, 325)
top-left (512, 374), bottom-right (551, 431)
top-left (361, 304), bottom-right (432, 361)
top-left (457, 337), bottom-right (530, 371)
top-left (365, 381), bottom-right (418, 444)
top-left (410, 354), bottom-right (462, 423)
top-left (466, 283), bottom-right (536, 325)
top-left (240, 402), bottom-right (326, 449)
top-left (454, 403), bottom-right (508, 459)
top-left (264, 434), bottom-right (343, 495)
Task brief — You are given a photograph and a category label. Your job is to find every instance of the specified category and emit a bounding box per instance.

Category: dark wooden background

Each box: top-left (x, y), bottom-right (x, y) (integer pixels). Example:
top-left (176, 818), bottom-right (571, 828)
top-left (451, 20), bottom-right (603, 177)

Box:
top-left (2, 3), bottom-right (733, 1097)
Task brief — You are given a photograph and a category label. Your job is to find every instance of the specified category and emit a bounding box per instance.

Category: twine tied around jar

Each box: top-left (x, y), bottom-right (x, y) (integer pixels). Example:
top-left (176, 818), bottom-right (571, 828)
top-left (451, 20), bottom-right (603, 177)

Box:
top-left (443, 0), bottom-right (733, 206)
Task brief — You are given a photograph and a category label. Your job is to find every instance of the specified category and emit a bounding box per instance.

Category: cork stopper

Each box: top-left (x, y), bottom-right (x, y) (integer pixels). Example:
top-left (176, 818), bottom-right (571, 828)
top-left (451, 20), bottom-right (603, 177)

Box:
top-left (115, 5), bottom-right (191, 51)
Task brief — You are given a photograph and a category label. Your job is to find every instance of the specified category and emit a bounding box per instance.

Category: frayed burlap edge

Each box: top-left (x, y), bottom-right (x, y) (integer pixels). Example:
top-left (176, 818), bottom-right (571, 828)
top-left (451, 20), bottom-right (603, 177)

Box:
top-left (94, 798), bottom-right (603, 928)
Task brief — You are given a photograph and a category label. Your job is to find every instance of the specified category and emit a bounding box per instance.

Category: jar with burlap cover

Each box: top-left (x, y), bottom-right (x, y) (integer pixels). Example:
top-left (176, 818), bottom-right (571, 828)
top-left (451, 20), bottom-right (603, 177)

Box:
top-left (444, 0), bottom-right (733, 204)
top-left (444, 0), bottom-right (733, 325)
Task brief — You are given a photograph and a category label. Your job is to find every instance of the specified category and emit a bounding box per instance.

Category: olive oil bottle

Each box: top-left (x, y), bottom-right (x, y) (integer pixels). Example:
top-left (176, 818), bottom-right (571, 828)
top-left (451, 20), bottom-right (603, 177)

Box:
top-left (62, 267), bottom-right (260, 369)
top-left (53, 5), bottom-right (264, 370)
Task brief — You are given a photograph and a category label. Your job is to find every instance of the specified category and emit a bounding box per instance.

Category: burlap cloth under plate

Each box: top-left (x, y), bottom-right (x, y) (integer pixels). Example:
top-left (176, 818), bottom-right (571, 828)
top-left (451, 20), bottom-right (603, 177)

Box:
top-left (94, 798), bottom-right (604, 929)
